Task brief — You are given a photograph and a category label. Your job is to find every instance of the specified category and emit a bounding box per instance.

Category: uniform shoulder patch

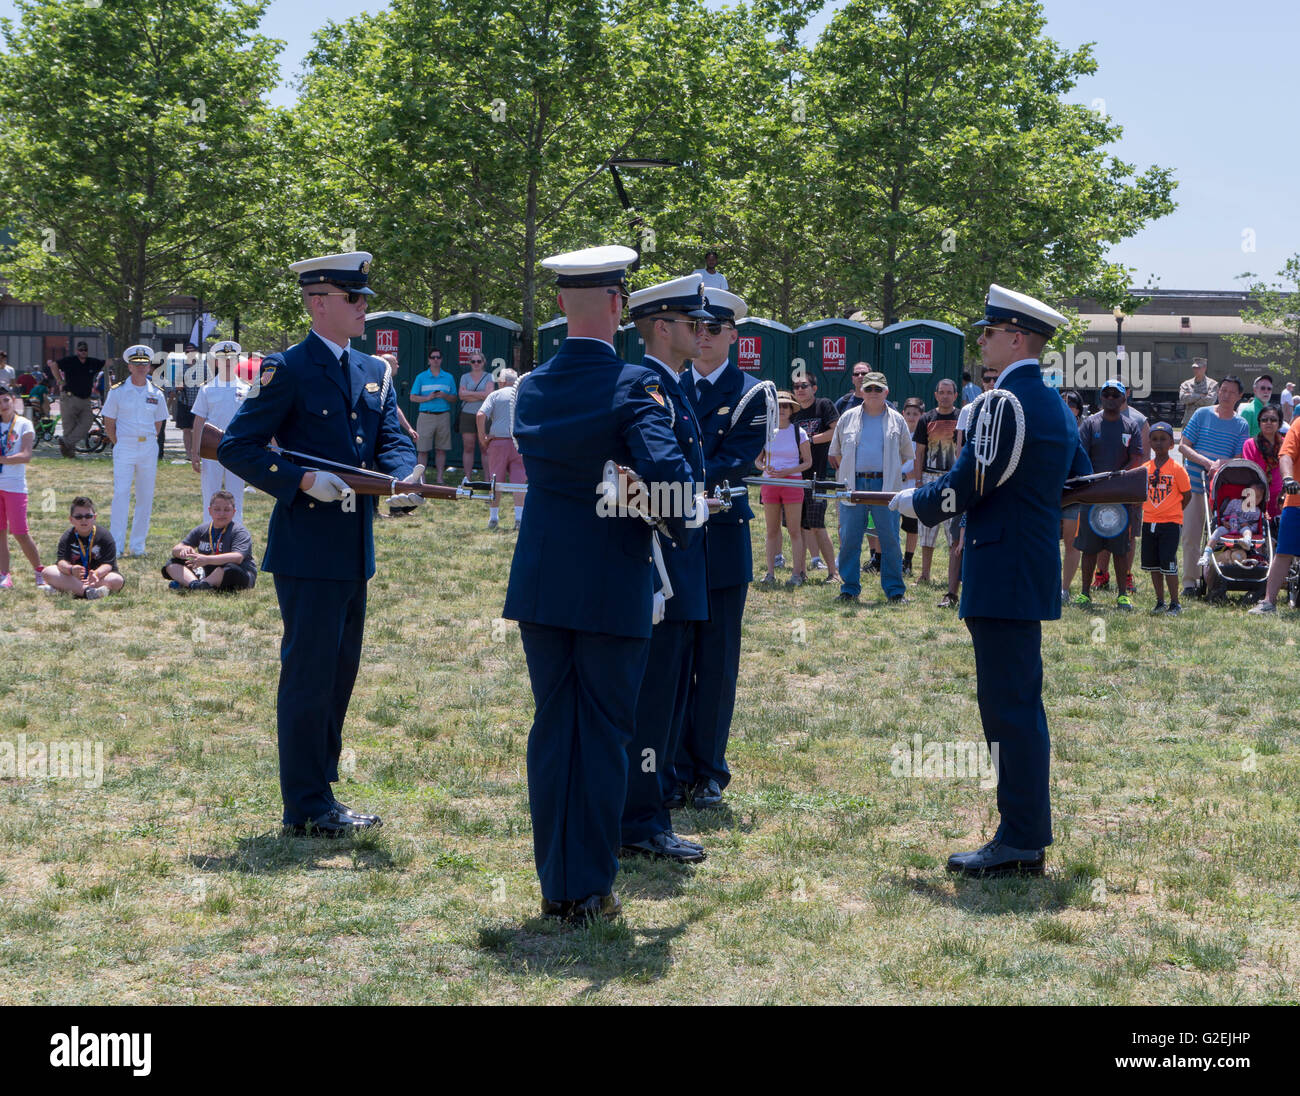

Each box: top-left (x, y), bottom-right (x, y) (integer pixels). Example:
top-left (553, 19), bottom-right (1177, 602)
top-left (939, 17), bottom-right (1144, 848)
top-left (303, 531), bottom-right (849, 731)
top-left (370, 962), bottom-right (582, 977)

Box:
top-left (259, 366), bottom-right (276, 386)
top-left (644, 382), bottom-right (664, 407)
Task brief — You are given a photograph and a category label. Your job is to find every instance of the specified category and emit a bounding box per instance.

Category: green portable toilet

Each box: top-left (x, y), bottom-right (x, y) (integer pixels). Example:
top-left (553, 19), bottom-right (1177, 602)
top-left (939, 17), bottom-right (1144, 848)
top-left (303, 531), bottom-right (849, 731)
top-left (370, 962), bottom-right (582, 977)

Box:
top-left (791, 319), bottom-right (879, 403)
top-left (619, 322), bottom-right (646, 365)
top-left (878, 320), bottom-right (965, 408)
top-left (359, 310), bottom-right (434, 428)
top-left (429, 312), bottom-right (521, 471)
top-left (729, 318), bottom-right (792, 389)
top-left (537, 316), bottom-right (567, 362)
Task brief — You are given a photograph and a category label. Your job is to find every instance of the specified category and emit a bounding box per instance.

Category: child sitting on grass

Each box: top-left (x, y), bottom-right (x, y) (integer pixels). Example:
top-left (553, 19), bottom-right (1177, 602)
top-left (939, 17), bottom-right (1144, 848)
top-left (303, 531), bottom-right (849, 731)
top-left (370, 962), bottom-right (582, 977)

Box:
top-left (162, 489), bottom-right (258, 592)
top-left (41, 496), bottom-right (124, 600)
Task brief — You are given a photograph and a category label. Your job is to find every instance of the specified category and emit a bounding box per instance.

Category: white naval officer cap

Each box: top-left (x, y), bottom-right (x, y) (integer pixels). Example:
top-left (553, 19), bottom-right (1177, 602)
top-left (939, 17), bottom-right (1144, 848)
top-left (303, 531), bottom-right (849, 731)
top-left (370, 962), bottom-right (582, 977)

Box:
top-left (289, 251), bottom-right (375, 295)
top-left (541, 244), bottom-right (639, 289)
top-left (122, 344), bottom-right (155, 364)
top-left (702, 287), bottom-right (747, 323)
top-left (210, 340), bottom-right (242, 356)
top-left (973, 284), bottom-right (1068, 338)
top-left (628, 273), bottom-right (713, 321)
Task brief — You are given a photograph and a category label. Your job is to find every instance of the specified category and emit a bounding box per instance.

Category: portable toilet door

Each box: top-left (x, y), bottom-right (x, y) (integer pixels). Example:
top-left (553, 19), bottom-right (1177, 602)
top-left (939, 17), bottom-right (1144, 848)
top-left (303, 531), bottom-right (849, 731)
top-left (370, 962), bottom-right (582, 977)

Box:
top-left (730, 317), bottom-right (793, 390)
top-left (619, 322), bottom-right (646, 365)
top-left (878, 320), bottom-right (965, 409)
top-left (791, 319), bottom-right (879, 403)
top-left (360, 310), bottom-right (435, 429)
top-left (537, 316), bottom-right (567, 363)
top-left (431, 312), bottom-right (523, 470)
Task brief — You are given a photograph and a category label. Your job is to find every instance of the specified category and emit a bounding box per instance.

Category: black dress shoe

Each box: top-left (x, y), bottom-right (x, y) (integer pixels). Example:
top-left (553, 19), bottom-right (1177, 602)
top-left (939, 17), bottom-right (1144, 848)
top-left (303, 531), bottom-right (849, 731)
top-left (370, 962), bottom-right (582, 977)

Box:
top-left (541, 893), bottom-right (622, 924)
top-left (946, 839), bottom-right (1044, 877)
top-left (668, 831), bottom-right (704, 853)
top-left (333, 800), bottom-right (381, 824)
top-left (691, 778), bottom-right (723, 808)
top-left (621, 831), bottom-right (706, 862)
top-left (282, 807), bottom-right (381, 838)
top-left (664, 782), bottom-right (689, 810)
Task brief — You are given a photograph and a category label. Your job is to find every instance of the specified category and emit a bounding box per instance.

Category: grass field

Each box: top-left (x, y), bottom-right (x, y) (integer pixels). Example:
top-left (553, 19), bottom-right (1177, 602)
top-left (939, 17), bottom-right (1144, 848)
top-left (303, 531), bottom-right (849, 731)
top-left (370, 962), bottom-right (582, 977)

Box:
top-left (1, 449), bottom-right (1297, 1005)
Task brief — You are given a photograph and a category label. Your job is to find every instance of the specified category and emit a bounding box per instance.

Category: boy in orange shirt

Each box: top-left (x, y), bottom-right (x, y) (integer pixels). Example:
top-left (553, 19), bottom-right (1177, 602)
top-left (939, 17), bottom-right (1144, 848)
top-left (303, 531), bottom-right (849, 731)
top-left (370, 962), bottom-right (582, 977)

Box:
top-left (1141, 422), bottom-right (1192, 614)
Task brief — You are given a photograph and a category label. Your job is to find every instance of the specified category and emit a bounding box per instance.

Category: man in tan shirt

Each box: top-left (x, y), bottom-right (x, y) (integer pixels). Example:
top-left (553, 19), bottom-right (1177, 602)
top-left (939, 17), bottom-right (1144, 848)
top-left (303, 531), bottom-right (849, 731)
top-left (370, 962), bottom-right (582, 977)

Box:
top-left (1177, 357), bottom-right (1217, 424)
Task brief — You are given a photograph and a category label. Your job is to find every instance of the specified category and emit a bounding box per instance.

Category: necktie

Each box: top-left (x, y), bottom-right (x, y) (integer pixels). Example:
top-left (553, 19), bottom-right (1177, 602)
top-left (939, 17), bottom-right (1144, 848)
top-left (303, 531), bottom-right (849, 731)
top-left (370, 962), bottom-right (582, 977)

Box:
top-left (695, 377), bottom-right (706, 404)
top-left (339, 350), bottom-right (351, 402)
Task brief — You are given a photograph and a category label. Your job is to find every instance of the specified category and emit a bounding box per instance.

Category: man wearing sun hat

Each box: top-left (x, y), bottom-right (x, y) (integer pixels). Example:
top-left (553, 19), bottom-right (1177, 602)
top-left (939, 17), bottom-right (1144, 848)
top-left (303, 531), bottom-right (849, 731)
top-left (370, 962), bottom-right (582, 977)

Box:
top-left (503, 245), bottom-right (695, 924)
top-left (891, 284), bottom-right (1091, 878)
top-left (219, 251), bottom-right (422, 840)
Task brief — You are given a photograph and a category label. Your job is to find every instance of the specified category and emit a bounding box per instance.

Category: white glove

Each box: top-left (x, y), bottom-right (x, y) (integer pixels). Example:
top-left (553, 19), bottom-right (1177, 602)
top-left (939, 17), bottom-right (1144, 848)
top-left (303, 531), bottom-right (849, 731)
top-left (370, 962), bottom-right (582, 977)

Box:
top-left (888, 487), bottom-right (916, 519)
top-left (391, 464), bottom-right (426, 509)
top-left (685, 492), bottom-right (710, 528)
top-left (304, 470), bottom-right (353, 503)
top-left (652, 591), bottom-right (667, 625)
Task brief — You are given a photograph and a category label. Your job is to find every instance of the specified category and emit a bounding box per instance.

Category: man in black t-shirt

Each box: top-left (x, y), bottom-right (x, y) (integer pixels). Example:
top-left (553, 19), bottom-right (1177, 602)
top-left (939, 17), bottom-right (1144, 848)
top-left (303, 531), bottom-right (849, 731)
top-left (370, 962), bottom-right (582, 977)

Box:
top-left (46, 341), bottom-right (104, 457)
top-left (791, 373), bottom-right (840, 579)
top-left (911, 378), bottom-right (961, 583)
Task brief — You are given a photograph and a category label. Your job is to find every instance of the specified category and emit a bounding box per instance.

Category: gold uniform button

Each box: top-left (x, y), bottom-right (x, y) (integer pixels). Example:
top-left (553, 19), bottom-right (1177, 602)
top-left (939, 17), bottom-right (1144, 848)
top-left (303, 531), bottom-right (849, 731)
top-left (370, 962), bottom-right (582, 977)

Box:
top-left (352, 412), bottom-right (358, 420)
top-left (356, 435), bottom-right (363, 444)
top-left (322, 409), bottom-right (328, 416)
top-left (269, 464), bottom-right (278, 472)
top-left (717, 429), bottom-right (724, 435)
top-left (309, 502), bottom-right (316, 509)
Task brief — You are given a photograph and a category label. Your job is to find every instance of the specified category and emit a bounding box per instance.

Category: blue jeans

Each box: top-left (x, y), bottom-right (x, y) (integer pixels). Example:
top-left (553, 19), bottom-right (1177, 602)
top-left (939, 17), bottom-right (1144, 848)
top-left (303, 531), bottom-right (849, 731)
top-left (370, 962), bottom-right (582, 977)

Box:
top-left (837, 474), bottom-right (905, 598)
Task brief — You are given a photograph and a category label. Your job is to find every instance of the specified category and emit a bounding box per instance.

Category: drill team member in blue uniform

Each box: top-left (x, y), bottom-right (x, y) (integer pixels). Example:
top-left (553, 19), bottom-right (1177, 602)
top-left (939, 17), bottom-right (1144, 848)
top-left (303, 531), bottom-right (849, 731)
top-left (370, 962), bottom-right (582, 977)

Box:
top-left (503, 246), bottom-right (697, 924)
top-left (620, 275), bottom-right (714, 863)
top-left (671, 288), bottom-right (774, 810)
top-left (219, 252), bottom-right (422, 837)
top-left (892, 285), bottom-right (1091, 877)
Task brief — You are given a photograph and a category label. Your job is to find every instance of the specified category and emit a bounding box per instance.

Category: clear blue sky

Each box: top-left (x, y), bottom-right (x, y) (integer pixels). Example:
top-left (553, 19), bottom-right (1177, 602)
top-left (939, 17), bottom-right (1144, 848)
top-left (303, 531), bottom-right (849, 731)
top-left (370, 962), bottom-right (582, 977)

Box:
top-left (2, 0), bottom-right (1293, 291)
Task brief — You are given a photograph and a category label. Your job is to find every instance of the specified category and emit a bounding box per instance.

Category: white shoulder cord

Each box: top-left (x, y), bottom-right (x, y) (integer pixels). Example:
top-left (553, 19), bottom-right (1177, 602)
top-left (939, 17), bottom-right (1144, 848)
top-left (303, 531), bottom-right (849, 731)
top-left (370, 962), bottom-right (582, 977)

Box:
top-left (969, 388), bottom-right (1025, 495)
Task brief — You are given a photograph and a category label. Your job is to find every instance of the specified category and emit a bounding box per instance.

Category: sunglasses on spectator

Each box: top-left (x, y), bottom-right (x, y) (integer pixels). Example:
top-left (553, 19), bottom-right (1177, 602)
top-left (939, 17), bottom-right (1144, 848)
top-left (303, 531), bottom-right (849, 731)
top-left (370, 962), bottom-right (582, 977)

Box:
top-left (308, 290), bottom-right (369, 305)
top-left (72, 513), bottom-right (95, 520)
top-left (981, 374), bottom-right (998, 382)
top-left (863, 384), bottom-right (886, 392)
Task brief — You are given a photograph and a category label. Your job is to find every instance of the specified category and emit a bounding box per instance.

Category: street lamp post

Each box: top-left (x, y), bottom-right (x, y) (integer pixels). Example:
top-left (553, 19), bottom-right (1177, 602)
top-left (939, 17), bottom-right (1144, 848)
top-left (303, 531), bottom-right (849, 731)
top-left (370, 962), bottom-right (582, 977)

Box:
top-left (1112, 306), bottom-right (1126, 387)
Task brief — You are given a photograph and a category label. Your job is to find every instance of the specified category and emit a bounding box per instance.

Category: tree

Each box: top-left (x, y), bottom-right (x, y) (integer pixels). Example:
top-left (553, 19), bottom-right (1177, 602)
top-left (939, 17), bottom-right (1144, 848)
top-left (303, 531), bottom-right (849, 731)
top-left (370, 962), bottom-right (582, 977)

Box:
top-left (1229, 255), bottom-right (1300, 381)
top-left (804, 0), bottom-right (1176, 333)
top-left (0, 0), bottom-right (282, 355)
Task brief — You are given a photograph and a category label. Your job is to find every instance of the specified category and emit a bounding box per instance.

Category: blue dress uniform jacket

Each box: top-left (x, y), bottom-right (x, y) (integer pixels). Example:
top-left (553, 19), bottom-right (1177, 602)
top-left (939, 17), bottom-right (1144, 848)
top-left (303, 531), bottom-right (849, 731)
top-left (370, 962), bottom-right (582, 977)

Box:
top-left (913, 361), bottom-right (1091, 621)
top-left (504, 338), bottom-right (694, 638)
top-left (673, 362), bottom-right (769, 795)
top-left (503, 336), bottom-right (693, 903)
top-left (216, 330), bottom-right (416, 825)
top-left (641, 356), bottom-right (708, 622)
top-left (911, 360), bottom-right (1091, 850)
top-left (694, 363), bottom-right (767, 588)
top-left (218, 331), bottom-right (416, 580)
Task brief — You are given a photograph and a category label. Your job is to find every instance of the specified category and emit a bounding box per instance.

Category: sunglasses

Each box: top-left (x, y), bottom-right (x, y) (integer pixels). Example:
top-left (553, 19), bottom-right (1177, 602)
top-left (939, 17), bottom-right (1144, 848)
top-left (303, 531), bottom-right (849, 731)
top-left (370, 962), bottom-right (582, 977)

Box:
top-left (981, 375), bottom-right (998, 382)
top-left (658, 318), bottom-right (704, 332)
top-left (792, 382), bottom-right (812, 389)
top-left (308, 290), bottom-right (369, 305)
top-left (72, 513), bottom-right (95, 520)
top-left (863, 385), bottom-right (886, 393)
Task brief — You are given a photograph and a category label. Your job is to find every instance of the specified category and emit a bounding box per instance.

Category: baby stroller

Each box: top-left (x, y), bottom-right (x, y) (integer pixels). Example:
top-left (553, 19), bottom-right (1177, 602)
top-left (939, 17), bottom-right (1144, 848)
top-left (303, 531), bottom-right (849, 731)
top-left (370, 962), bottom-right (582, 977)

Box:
top-left (1197, 459), bottom-right (1272, 602)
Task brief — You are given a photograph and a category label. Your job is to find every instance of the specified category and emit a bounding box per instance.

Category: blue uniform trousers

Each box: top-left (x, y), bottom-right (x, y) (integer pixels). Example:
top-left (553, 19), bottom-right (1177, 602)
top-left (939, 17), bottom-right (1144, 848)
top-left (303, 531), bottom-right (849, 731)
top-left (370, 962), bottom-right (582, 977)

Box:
top-left (273, 575), bottom-right (368, 824)
top-left (519, 622), bottom-right (651, 902)
top-left (837, 474), bottom-right (905, 598)
top-left (623, 620), bottom-right (695, 844)
top-left (673, 582), bottom-right (747, 790)
top-left (966, 616), bottom-right (1053, 849)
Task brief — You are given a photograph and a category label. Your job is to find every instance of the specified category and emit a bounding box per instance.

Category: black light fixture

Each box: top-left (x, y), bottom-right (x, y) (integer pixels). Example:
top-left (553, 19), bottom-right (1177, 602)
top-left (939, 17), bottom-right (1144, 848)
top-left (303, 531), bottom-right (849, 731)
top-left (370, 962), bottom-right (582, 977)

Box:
top-left (608, 158), bottom-right (681, 271)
